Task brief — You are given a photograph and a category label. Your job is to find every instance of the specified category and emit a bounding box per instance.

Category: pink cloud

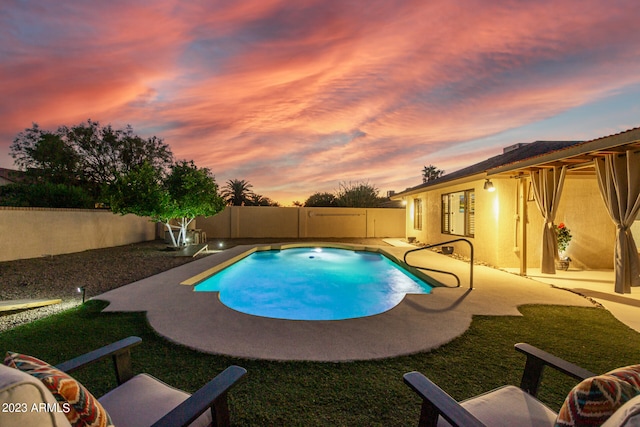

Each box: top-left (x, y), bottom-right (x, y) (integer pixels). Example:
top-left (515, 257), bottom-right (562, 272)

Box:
top-left (1, 0), bottom-right (639, 205)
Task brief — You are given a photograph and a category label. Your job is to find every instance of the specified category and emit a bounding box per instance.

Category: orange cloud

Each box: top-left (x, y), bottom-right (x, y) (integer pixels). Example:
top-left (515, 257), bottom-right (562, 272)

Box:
top-left (1, 0), bottom-right (640, 205)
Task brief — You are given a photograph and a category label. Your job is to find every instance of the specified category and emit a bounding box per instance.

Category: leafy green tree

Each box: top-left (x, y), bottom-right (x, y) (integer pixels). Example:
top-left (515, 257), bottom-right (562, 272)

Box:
top-left (304, 192), bottom-right (338, 207)
top-left (109, 161), bottom-right (224, 247)
top-left (221, 179), bottom-right (254, 206)
top-left (163, 160), bottom-right (225, 245)
top-left (422, 164), bottom-right (445, 183)
top-left (335, 181), bottom-right (384, 207)
top-left (108, 161), bottom-right (168, 218)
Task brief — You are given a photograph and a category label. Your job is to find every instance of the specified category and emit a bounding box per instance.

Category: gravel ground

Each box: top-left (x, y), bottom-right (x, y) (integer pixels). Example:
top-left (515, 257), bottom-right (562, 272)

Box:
top-left (0, 238), bottom-right (390, 331)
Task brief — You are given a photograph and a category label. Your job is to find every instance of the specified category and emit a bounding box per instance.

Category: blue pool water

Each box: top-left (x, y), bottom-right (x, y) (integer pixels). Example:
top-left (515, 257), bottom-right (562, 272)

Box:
top-left (194, 247), bottom-right (432, 320)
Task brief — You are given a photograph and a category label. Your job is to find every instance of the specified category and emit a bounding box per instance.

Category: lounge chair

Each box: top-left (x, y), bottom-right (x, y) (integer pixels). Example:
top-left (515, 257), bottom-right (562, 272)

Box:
top-left (404, 343), bottom-right (640, 426)
top-left (0, 336), bottom-right (246, 427)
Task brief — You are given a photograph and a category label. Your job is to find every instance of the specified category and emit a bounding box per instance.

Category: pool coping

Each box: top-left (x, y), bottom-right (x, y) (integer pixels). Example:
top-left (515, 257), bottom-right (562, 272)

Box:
top-left (180, 242), bottom-right (439, 288)
top-left (96, 242), bottom-right (594, 361)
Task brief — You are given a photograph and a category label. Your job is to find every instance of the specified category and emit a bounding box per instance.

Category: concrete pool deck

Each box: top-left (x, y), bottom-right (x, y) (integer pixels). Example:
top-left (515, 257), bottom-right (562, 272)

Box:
top-left (97, 242), bottom-right (599, 362)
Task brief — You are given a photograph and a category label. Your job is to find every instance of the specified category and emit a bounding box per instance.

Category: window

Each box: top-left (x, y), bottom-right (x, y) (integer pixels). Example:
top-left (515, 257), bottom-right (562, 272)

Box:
top-left (413, 198), bottom-right (423, 230)
top-left (441, 190), bottom-right (475, 237)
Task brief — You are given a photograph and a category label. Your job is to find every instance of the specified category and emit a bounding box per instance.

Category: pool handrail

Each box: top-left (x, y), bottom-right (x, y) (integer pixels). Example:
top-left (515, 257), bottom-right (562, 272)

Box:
top-left (403, 239), bottom-right (474, 289)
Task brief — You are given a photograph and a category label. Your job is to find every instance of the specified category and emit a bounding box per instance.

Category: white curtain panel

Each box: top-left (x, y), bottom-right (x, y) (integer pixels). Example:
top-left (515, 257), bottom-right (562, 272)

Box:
top-left (531, 166), bottom-right (567, 274)
top-left (594, 150), bottom-right (640, 294)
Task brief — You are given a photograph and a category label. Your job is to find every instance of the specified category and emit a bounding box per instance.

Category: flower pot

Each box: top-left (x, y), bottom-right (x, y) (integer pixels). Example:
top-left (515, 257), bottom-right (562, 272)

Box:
top-left (441, 246), bottom-right (454, 255)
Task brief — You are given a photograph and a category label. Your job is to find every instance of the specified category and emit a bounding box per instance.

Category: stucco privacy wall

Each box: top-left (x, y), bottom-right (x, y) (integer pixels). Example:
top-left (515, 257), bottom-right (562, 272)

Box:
top-left (404, 175), bottom-right (615, 270)
top-left (196, 206), bottom-right (406, 239)
top-left (0, 207), bottom-right (156, 262)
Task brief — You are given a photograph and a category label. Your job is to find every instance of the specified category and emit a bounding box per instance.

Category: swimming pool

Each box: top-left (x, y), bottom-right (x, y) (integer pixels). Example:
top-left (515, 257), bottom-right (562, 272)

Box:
top-left (194, 247), bottom-right (433, 320)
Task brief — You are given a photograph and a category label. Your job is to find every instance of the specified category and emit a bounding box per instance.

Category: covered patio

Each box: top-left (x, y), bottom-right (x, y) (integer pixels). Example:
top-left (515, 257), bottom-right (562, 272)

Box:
top-left (488, 127), bottom-right (640, 294)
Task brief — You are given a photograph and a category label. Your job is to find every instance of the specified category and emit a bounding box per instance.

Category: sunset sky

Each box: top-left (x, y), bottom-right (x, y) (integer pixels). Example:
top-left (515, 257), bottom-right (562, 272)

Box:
top-left (1, 1), bottom-right (639, 205)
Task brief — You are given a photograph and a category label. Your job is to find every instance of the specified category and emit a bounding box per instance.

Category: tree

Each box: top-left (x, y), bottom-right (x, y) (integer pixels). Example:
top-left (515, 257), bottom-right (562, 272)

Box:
top-left (10, 120), bottom-right (173, 203)
top-left (248, 193), bottom-right (279, 206)
top-left (304, 192), bottom-right (338, 207)
top-left (109, 160), bottom-right (225, 247)
top-left (10, 123), bottom-right (80, 185)
top-left (163, 160), bottom-right (225, 246)
top-left (422, 164), bottom-right (445, 183)
top-left (335, 181), bottom-right (384, 208)
top-left (65, 119), bottom-right (173, 192)
top-left (221, 179), bottom-right (254, 206)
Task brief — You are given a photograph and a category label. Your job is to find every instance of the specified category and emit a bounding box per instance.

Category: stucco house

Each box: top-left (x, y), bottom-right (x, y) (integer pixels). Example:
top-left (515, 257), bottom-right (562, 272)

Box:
top-left (392, 127), bottom-right (640, 294)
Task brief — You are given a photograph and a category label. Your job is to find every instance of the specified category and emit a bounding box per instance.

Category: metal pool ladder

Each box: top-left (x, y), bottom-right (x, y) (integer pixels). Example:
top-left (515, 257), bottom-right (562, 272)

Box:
top-left (403, 238), bottom-right (474, 289)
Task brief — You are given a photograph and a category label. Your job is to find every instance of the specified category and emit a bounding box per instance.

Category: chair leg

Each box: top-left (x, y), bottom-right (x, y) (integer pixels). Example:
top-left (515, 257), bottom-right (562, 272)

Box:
top-left (212, 392), bottom-right (230, 427)
top-left (520, 356), bottom-right (545, 397)
top-left (418, 400), bottom-right (440, 427)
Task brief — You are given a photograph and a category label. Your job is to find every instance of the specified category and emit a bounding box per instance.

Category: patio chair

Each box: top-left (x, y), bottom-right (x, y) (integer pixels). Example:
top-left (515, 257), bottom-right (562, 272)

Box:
top-left (0, 336), bottom-right (246, 427)
top-left (404, 343), bottom-right (640, 427)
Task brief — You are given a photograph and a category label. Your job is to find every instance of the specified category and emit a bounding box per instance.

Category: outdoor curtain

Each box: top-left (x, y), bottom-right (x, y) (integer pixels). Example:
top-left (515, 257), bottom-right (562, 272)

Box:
top-left (594, 150), bottom-right (640, 294)
top-left (531, 166), bottom-right (567, 274)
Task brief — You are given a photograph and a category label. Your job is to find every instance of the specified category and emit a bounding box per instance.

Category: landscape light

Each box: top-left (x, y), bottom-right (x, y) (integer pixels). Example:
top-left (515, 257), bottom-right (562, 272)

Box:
top-left (77, 286), bottom-right (86, 304)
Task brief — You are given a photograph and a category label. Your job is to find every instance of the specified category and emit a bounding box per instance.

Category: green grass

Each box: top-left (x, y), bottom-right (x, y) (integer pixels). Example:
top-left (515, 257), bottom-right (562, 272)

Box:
top-left (1, 301), bottom-right (639, 426)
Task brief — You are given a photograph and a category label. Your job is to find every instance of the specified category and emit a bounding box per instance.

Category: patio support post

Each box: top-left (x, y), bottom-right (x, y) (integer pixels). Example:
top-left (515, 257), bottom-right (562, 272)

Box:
top-left (519, 177), bottom-right (528, 276)
top-left (594, 151), bottom-right (640, 294)
top-left (530, 166), bottom-right (567, 274)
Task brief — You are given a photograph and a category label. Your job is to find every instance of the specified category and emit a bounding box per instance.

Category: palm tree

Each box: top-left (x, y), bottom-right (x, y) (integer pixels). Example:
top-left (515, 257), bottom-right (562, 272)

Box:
top-left (221, 179), bottom-right (254, 206)
top-left (422, 164), bottom-right (444, 183)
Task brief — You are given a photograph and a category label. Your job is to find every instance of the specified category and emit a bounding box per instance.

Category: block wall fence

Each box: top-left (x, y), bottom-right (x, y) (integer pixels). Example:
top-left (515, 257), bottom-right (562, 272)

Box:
top-left (0, 206), bottom-right (406, 262)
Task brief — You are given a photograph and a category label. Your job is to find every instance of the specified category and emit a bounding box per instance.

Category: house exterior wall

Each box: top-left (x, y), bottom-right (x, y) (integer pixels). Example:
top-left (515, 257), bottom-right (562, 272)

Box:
top-left (532, 175), bottom-right (615, 269)
top-left (196, 206), bottom-right (406, 239)
top-left (0, 207), bottom-right (156, 262)
top-left (402, 175), bottom-right (615, 269)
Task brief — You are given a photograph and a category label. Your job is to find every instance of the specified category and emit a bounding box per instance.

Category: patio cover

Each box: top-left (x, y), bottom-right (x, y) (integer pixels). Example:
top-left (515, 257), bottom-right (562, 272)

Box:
top-left (530, 166), bottom-right (567, 274)
top-left (594, 150), bottom-right (640, 293)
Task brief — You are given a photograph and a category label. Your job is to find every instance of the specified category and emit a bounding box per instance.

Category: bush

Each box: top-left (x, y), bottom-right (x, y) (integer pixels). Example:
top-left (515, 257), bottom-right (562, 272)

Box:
top-left (0, 182), bottom-right (94, 208)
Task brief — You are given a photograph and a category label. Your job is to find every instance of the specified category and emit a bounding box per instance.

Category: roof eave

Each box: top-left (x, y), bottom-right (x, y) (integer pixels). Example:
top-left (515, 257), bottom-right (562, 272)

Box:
top-left (487, 127), bottom-right (640, 176)
top-left (391, 172), bottom-right (488, 199)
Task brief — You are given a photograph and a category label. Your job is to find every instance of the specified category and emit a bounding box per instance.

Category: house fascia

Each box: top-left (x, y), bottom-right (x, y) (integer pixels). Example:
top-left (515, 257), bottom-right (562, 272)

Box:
top-left (392, 172), bottom-right (487, 200)
top-left (487, 127), bottom-right (640, 176)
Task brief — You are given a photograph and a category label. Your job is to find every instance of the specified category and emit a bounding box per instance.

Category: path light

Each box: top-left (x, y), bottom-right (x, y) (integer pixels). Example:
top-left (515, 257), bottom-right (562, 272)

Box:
top-left (77, 286), bottom-right (86, 304)
top-left (484, 179), bottom-right (495, 192)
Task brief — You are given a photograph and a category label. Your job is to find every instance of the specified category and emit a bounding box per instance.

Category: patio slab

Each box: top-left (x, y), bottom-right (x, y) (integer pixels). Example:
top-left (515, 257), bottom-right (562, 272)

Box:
top-left (97, 243), bottom-right (594, 361)
top-left (502, 267), bottom-right (640, 333)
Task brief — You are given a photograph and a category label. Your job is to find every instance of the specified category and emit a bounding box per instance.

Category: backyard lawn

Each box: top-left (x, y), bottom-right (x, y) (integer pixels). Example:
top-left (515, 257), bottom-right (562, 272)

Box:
top-left (1, 300), bottom-right (639, 426)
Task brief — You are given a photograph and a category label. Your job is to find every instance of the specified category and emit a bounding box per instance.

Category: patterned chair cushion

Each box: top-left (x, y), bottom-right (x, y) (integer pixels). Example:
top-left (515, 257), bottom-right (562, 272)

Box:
top-left (4, 352), bottom-right (113, 427)
top-left (556, 365), bottom-right (640, 427)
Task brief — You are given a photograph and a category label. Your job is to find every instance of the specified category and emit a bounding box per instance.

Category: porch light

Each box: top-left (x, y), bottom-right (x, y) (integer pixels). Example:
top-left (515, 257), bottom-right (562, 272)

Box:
top-left (484, 179), bottom-right (495, 192)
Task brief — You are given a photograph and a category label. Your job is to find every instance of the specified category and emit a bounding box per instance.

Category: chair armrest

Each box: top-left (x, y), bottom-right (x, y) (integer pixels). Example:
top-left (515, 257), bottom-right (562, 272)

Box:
top-left (515, 343), bottom-right (596, 397)
top-left (151, 365), bottom-right (247, 427)
top-left (403, 371), bottom-right (486, 427)
top-left (55, 336), bottom-right (142, 385)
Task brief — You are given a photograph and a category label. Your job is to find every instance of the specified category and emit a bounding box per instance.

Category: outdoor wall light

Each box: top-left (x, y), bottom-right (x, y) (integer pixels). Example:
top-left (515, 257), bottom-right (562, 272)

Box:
top-left (484, 179), bottom-right (496, 192)
top-left (77, 286), bottom-right (86, 304)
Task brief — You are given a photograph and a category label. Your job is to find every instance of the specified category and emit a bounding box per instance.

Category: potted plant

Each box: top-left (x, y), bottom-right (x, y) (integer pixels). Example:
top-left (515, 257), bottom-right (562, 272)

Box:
top-left (554, 222), bottom-right (572, 270)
